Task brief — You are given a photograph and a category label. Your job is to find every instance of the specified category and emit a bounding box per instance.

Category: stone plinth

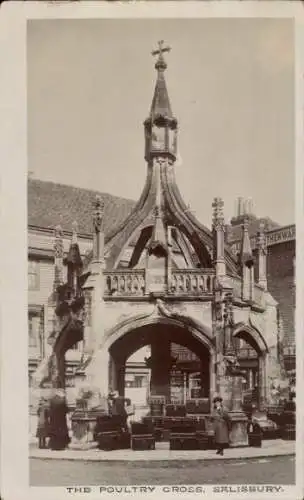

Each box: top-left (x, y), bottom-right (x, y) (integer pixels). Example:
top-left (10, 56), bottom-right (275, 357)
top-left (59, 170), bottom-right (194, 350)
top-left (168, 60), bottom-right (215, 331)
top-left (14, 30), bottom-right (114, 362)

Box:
top-left (70, 409), bottom-right (105, 450)
top-left (218, 365), bottom-right (249, 447)
top-left (228, 411), bottom-right (248, 447)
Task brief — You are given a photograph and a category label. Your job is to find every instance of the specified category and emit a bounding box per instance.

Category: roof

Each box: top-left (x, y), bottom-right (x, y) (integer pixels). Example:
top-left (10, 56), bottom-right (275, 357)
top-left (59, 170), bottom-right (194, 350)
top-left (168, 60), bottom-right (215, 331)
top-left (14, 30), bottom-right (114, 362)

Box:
top-left (28, 178), bottom-right (135, 237)
top-left (227, 215), bottom-right (281, 244)
top-left (150, 69), bottom-right (173, 121)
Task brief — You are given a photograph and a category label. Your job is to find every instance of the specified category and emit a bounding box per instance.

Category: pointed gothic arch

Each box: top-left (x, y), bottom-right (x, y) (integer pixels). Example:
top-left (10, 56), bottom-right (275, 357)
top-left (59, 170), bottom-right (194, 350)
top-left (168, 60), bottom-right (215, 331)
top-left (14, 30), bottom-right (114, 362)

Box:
top-left (232, 322), bottom-right (269, 354)
top-left (101, 313), bottom-right (215, 401)
top-left (102, 314), bottom-right (215, 355)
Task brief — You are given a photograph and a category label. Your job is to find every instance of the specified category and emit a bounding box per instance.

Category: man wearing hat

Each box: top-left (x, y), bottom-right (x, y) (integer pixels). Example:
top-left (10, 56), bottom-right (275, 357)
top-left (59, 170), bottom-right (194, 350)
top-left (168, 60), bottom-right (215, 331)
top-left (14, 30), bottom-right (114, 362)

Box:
top-left (212, 396), bottom-right (230, 455)
top-left (108, 390), bottom-right (128, 432)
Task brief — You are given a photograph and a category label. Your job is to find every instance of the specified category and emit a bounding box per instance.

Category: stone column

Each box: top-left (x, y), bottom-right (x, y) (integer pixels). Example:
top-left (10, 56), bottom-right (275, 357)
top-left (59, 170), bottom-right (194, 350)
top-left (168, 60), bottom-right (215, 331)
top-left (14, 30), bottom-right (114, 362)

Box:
top-left (149, 338), bottom-right (172, 402)
top-left (256, 222), bottom-right (267, 290)
top-left (224, 364), bottom-right (248, 447)
top-left (258, 353), bottom-right (267, 409)
top-left (82, 196), bottom-right (105, 356)
top-left (53, 225), bottom-right (64, 292)
top-left (108, 354), bottom-right (126, 397)
top-left (248, 368), bottom-right (253, 389)
top-left (212, 198), bottom-right (226, 278)
top-left (109, 354), bottom-right (118, 393)
top-left (200, 358), bottom-right (210, 398)
top-left (117, 364), bottom-right (126, 398)
top-left (83, 347), bottom-right (110, 399)
top-left (240, 216), bottom-right (254, 302)
top-left (209, 351), bottom-right (216, 404)
top-left (213, 282), bottom-right (225, 397)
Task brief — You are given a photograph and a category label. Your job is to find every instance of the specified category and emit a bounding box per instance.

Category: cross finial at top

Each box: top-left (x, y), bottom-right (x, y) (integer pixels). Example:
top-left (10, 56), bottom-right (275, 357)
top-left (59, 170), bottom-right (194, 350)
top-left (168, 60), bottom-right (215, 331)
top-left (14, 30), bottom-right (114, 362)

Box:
top-left (152, 40), bottom-right (171, 70)
top-left (152, 40), bottom-right (171, 57)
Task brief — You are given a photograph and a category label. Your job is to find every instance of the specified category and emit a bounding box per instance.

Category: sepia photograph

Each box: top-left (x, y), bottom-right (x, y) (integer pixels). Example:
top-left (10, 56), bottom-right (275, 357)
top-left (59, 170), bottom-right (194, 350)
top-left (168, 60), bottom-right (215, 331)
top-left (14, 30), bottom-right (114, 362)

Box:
top-left (26, 15), bottom-right (297, 488)
top-left (1, 4), bottom-right (303, 500)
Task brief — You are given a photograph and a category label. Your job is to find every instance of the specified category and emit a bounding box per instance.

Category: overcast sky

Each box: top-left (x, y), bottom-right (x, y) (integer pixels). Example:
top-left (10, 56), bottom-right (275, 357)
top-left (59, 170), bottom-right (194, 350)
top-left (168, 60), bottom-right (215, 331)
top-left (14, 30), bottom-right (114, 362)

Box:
top-left (27, 18), bottom-right (294, 226)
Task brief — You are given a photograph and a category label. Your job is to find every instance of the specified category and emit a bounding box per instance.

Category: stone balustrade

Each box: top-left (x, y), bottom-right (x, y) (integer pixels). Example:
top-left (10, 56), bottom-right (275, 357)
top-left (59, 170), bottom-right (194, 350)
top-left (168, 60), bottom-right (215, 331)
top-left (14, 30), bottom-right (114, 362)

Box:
top-left (104, 269), bottom-right (146, 297)
top-left (169, 269), bottom-right (215, 296)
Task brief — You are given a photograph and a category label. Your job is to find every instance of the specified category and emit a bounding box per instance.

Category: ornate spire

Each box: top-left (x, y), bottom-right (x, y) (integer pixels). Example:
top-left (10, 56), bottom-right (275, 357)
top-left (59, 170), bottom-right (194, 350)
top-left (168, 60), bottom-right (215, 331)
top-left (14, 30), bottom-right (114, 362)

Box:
top-left (148, 206), bottom-right (168, 258)
top-left (212, 197), bottom-right (226, 277)
top-left (256, 220), bottom-right (266, 254)
top-left (256, 220), bottom-right (267, 290)
top-left (92, 195), bottom-right (105, 262)
top-left (223, 293), bottom-right (235, 357)
top-left (150, 40), bottom-right (173, 121)
top-left (93, 195), bottom-right (105, 234)
top-left (66, 220), bottom-right (82, 268)
top-left (212, 197), bottom-right (225, 230)
top-left (240, 216), bottom-right (254, 268)
top-left (144, 40), bottom-right (178, 163)
top-left (240, 215), bottom-right (254, 301)
top-left (54, 224), bottom-right (64, 259)
top-left (71, 220), bottom-right (78, 245)
top-left (53, 224), bottom-right (64, 291)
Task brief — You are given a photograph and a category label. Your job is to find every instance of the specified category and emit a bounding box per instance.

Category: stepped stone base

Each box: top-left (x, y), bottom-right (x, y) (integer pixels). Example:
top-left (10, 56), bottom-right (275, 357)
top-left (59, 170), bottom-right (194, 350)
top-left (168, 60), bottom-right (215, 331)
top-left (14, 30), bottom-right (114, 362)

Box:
top-left (228, 411), bottom-right (248, 447)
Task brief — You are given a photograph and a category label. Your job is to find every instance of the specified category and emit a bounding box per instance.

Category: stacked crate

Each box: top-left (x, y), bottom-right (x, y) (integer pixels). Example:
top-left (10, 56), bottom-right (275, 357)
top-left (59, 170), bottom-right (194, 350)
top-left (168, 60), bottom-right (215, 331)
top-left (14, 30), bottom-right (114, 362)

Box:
top-left (131, 422), bottom-right (155, 451)
top-left (94, 415), bottom-right (130, 451)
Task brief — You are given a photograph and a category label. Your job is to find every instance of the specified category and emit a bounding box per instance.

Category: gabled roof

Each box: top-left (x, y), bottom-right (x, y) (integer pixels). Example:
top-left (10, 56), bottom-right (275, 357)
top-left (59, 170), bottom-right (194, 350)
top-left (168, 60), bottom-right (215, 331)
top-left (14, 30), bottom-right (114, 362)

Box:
top-left (28, 178), bottom-right (135, 237)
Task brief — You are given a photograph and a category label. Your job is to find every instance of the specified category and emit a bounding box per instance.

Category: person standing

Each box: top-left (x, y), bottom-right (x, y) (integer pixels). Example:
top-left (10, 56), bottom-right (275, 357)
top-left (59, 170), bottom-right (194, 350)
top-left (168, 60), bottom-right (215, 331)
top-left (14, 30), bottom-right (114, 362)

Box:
top-left (109, 391), bottom-right (128, 432)
top-left (48, 389), bottom-right (70, 451)
top-left (212, 396), bottom-right (230, 455)
top-left (36, 397), bottom-right (49, 449)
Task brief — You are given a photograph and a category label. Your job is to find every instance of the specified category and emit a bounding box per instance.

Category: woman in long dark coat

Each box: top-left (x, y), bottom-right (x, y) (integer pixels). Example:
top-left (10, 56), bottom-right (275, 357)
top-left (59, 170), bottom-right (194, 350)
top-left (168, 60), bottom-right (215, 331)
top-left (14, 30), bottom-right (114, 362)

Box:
top-left (212, 396), bottom-right (230, 455)
top-left (48, 390), bottom-right (70, 451)
top-left (36, 398), bottom-right (49, 449)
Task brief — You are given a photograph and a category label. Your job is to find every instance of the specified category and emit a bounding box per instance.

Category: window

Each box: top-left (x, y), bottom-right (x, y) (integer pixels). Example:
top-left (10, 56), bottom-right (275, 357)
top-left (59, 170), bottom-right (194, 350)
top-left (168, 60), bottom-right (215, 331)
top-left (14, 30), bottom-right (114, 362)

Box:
top-left (28, 261), bottom-right (39, 290)
top-left (28, 307), bottom-right (44, 355)
top-left (189, 372), bottom-right (202, 399)
top-left (28, 313), bottom-right (39, 347)
top-left (125, 375), bottom-right (146, 388)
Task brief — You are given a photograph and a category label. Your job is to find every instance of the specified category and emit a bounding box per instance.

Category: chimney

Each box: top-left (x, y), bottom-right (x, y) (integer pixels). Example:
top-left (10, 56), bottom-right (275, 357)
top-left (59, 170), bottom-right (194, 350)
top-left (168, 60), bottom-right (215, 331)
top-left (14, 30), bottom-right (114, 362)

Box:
top-left (244, 197), bottom-right (253, 216)
top-left (237, 197), bottom-right (244, 217)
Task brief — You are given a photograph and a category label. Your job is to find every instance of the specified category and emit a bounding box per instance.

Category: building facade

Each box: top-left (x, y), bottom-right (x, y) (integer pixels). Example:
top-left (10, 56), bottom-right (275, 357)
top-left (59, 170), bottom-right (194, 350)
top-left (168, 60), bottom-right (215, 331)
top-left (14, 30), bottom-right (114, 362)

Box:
top-left (28, 45), bottom-right (294, 418)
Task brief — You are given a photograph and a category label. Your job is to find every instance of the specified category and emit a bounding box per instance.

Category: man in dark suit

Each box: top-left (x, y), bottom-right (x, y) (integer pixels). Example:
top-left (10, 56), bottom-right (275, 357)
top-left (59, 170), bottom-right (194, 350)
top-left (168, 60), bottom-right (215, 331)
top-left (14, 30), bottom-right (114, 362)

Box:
top-left (109, 391), bottom-right (128, 432)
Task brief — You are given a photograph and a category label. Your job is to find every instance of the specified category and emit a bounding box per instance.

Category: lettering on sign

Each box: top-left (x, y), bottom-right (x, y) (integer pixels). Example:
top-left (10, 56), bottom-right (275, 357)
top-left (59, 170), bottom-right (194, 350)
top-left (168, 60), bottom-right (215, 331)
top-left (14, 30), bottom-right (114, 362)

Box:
top-left (266, 226), bottom-right (295, 246)
top-left (230, 225), bottom-right (295, 253)
top-left (65, 484), bottom-right (289, 495)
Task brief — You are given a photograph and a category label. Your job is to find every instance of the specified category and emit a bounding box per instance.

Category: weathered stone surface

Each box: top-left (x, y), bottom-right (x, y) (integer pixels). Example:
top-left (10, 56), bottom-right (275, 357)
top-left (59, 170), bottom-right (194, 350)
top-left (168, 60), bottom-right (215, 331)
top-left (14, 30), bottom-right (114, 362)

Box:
top-left (228, 413), bottom-right (248, 447)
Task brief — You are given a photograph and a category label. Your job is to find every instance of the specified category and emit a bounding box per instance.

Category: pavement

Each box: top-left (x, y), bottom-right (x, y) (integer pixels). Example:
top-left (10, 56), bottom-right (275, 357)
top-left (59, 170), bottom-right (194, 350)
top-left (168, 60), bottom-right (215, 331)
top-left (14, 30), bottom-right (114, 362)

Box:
top-left (30, 455), bottom-right (296, 486)
top-left (29, 439), bottom-right (295, 462)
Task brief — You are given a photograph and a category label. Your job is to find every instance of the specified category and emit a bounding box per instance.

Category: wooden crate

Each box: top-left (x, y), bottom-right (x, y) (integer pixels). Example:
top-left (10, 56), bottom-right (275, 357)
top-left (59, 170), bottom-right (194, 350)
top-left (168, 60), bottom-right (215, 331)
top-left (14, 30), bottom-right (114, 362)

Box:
top-left (131, 434), bottom-right (155, 451)
top-left (282, 424), bottom-right (296, 441)
top-left (169, 433), bottom-right (197, 450)
top-left (186, 398), bottom-right (210, 415)
top-left (196, 433), bottom-right (209, 450)
top-left (97, 430), bottom-right (121, 451)
top-left (166, 404), bottom-right (186, 417)
top-left (196, 431), bottom-right (215, 450)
